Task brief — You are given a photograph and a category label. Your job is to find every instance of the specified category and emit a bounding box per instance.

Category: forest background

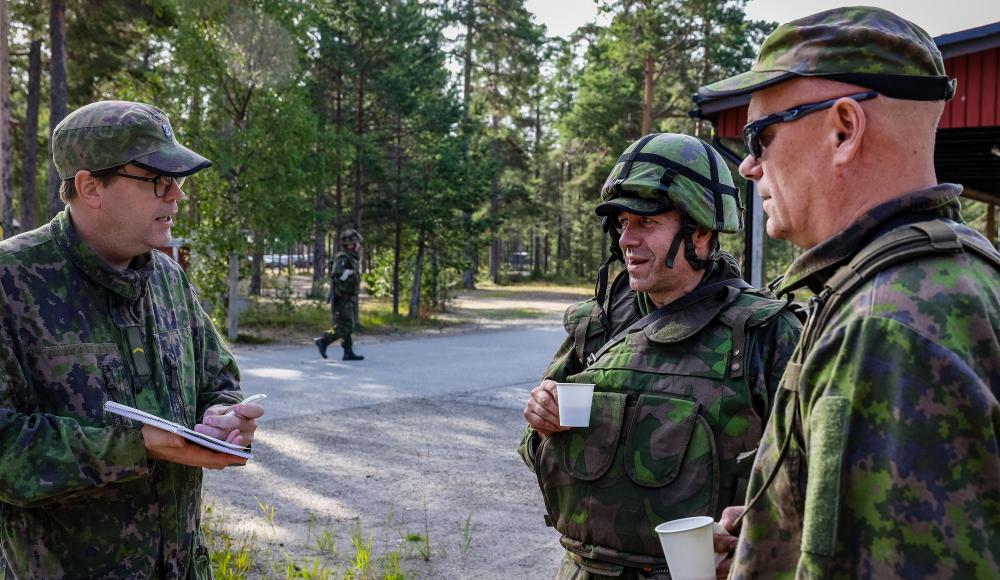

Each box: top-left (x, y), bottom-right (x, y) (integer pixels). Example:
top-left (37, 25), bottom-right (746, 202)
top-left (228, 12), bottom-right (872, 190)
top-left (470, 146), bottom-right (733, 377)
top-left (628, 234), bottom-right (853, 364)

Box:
top-left (1, 0), bottom-right (995, 334)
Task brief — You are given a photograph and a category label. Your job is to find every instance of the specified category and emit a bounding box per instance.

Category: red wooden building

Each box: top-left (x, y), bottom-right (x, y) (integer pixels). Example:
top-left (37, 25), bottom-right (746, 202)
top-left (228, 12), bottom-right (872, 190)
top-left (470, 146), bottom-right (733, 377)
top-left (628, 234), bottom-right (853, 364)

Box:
top-left (692, 21), bottom-right (1000, 284)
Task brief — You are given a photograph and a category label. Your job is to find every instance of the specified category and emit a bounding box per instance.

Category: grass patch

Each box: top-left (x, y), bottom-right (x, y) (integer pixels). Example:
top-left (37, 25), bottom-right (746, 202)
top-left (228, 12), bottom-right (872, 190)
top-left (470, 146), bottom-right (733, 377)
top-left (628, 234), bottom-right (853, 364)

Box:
top-left (202, 503), bottom-right (417, 580)
top-left (235, 296), bottom-right (455, 343)
top-left (464, 307), bottom-right (545, 319)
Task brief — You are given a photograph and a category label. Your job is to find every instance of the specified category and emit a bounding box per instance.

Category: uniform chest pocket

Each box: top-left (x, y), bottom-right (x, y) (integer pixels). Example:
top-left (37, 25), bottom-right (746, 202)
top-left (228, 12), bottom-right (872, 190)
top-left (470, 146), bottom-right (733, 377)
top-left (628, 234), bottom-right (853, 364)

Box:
top-left (157, 328), bottom-right (197, 426)
top-left (26, 344), bottom-right (134, 426)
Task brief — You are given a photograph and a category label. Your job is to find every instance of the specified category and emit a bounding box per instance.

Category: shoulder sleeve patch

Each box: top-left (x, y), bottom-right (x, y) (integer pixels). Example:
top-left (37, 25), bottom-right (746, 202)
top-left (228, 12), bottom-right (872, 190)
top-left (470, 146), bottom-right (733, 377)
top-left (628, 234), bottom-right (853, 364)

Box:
top-left (802, 395), bottom-right (850, 557)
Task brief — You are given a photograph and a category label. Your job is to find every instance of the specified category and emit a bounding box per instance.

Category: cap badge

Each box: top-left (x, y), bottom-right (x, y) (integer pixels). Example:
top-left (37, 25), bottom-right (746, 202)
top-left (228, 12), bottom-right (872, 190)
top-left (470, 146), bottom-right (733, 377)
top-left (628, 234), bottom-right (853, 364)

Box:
top-left (162, 124), bottom-right (173, 139)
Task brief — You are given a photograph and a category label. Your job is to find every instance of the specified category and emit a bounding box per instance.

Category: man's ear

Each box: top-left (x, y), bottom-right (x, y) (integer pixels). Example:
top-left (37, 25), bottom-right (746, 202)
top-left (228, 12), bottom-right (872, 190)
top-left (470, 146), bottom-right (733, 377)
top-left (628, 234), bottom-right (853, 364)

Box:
top-left (830, 97), bottom-right (866, 166)
top-left (74, 170), bottom-right (104, 209)
top-left (693, 223), bottom-right (714, 255)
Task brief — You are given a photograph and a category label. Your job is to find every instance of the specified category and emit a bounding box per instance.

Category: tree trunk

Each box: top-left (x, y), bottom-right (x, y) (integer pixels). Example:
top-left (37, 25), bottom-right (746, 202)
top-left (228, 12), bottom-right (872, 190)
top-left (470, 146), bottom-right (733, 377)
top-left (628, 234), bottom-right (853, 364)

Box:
top-left (555, 161), bottom-right (565, 274)
top-left (227, 252), bottom-right (240, 342)
top-left (0, 0), bottom-right (12, 238)
top-left (353, 43), bottom-right (365, 233)
top-left (335, 66), bottom-right (344, 238)
top-left (20, 38), bottom-right (41, 232)
top-left (460, 0), bottom-right (476, 289)
top-left (409, 234), bottom-right (425, 319)
top-left (311, 181), bottom-right (326, 291)
top-left (250, 246), bottom-right (262, 296)
top-left (489, 138), bottom-right (500, 283)
top-left (641, 53), bottom-right (654, 136)
top-left (47, 0), bottom-right (67, 218)
top-left (391, 125), bottom-right (402, 317)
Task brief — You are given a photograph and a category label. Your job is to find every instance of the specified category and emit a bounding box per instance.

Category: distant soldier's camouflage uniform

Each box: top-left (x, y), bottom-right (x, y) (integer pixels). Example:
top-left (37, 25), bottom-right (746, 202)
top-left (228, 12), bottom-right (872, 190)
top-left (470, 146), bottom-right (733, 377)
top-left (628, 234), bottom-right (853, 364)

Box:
top-left (519, 134), bottom-right (802, 578)
top-left (700, 7), bottom-right (1000, 578)
top-left (315, 229), bottom-right (364, 361)
top-left (0, 101), bottom-right (239, 578)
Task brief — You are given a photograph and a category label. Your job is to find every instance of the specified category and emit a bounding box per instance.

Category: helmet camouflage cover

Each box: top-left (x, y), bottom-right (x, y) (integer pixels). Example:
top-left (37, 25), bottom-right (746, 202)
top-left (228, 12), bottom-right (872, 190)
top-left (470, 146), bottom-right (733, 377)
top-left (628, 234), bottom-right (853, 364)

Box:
top-left (340, 229), bottom-right (362, 244)
top-left (596, 133), bottom-right (743, 233)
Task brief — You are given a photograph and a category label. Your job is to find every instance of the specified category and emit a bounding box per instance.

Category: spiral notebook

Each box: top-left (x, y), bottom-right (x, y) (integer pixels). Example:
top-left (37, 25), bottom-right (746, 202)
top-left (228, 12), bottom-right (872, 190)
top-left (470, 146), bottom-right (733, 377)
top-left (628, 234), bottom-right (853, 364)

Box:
top-left (103, 401), bottom-right (253, 460)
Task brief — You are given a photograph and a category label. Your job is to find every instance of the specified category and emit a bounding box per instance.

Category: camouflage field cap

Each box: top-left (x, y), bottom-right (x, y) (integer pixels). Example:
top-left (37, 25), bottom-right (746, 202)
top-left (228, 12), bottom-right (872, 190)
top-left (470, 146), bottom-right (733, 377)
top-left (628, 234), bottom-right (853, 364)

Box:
top-left (699, 7), bottom-right (956, 101)
top-left (596, 133), bottom-right (742, 233)
top-left (52, 100), bottom-right (212, 179)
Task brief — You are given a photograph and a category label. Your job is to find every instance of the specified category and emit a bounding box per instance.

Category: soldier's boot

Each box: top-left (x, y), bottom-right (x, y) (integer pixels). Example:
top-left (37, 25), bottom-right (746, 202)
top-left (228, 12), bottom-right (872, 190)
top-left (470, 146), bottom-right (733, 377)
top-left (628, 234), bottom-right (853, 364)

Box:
top-left (313, 338), bottom-right (328, 359)
top-left (342, 346), bottom-right (364, 361)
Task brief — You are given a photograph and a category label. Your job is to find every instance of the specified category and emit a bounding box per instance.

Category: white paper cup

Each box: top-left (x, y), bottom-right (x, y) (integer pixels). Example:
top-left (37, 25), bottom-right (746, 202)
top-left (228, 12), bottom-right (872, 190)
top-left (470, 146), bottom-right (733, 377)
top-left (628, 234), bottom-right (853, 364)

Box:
top-left (555, 383), bottom-right (595, 427)
top-left (654, 516), bottom-right (728, 580)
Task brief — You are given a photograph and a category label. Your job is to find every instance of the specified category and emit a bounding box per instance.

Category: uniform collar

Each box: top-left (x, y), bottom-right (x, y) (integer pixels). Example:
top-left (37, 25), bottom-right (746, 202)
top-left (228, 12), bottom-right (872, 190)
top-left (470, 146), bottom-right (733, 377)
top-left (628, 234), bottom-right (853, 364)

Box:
top-left (638, 251), bottom-right (744, 343)
top-left (51, 208), bottom-right (154, 302)
top-left (775, 184), bottom-right (964, 295)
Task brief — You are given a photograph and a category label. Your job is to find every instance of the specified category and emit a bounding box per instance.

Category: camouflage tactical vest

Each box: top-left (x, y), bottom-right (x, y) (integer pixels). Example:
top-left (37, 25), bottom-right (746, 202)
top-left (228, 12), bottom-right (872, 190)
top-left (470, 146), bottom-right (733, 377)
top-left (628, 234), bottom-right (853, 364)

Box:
top-left (534, 285), bottom-right (791, 568)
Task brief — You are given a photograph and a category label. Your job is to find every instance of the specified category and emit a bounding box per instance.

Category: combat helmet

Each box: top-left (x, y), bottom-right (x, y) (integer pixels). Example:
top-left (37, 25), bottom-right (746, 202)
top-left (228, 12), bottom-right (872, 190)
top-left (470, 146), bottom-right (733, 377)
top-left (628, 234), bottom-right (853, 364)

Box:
top-left (595, 133), bottom-right (742, 273)
top-left (340, 229), bottom-right (363, 246)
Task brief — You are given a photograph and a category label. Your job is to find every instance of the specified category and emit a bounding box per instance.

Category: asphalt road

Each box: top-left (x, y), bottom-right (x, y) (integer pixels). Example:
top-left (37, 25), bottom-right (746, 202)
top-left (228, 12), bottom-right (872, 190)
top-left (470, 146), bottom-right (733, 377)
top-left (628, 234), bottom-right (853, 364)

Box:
top-left (234, 326), bottom-right (566, 421)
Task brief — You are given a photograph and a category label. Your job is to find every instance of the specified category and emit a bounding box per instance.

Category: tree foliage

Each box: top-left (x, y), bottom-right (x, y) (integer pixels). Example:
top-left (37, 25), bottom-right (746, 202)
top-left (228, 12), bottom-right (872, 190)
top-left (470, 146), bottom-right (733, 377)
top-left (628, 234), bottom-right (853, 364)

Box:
top-left (4, 0), bottom-right (921, 325)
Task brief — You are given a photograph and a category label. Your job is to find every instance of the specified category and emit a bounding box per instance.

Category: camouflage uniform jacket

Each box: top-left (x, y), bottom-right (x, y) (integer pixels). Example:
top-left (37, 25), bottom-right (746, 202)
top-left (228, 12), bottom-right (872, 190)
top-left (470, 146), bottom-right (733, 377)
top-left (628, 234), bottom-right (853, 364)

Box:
top-left (330, 250), bottom-right (361, 301)
top-left (0, 210), bottom-right (243, 579)
top-left (520, 255), bottom-right (802, 569)
top-left (731, 184), bottom-right (1000, 579)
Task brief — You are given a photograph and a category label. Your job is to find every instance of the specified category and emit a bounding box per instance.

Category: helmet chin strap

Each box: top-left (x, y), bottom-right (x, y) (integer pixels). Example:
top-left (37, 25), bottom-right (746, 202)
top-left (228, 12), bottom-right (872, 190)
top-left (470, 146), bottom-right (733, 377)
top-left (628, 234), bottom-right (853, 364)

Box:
top-left (596, 216), bottom-right (625, 306)
top-left (664, 215), bottom-right (718, 272)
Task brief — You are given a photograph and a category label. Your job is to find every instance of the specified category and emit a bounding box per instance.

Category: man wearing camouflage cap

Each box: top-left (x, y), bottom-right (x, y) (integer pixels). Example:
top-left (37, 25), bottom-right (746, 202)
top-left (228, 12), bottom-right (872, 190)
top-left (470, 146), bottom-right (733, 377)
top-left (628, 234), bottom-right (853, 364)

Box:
top-left (314, 228), bottom-right (364, 361)
top-left (0, 100), bottom-right (264, 578)
top-left (519, 133), bottom-right (801, 579)
top-left (699, 7), bottom-right (1000, 578)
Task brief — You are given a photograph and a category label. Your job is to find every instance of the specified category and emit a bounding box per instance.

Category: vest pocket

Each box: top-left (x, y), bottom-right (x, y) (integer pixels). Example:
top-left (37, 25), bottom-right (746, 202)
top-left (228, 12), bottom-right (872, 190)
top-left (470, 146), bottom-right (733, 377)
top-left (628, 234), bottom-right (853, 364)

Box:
top-left (624, 394), bottom-right (700, 487)
top-left (536, 391), bottom-right (720, 562)
top-left (558, 391), bottom-right (629, 481)
top-left (535, 392), bottom-right (627, 541)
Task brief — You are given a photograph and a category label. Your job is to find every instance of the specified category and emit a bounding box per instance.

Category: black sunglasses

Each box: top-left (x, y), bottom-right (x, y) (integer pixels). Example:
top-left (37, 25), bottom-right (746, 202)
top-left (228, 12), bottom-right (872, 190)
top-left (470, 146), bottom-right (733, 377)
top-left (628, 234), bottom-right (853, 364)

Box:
top-left (109, 171), bottom-right (186, 198)
top-left (742, 91), bottom-right (878, 159)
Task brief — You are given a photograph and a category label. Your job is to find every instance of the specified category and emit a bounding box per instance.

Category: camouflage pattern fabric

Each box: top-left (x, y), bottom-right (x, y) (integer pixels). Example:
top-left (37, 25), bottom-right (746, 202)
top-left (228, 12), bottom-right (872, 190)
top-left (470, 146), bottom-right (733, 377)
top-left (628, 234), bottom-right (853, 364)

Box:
top-left (554, 551), bottom-right (671, 580)
top-left (0, 209), bottom-right (241, 579)
top-left (520, 254), bottom-right (802, 571)
top-left (52, 100), bottom-right (211, 179)
top-left (320, 250), bottom-right (361, 349)
top-left (541, 270), bottom-right (641, 385)
top-left (699, 7), bottom-right (953, 99)
top-left (596, 133), bottom-right (742, 233)
top-left (730, 184), bottom-right (1000, 579)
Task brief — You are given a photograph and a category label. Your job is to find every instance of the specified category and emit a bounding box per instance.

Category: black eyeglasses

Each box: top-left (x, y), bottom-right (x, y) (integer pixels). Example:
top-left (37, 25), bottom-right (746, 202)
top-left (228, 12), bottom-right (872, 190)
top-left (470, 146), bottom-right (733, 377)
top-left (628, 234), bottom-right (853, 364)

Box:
top-left (742, 91), bottom-right (878, 159)
top-left (108, 171), bottom-right (186, 198)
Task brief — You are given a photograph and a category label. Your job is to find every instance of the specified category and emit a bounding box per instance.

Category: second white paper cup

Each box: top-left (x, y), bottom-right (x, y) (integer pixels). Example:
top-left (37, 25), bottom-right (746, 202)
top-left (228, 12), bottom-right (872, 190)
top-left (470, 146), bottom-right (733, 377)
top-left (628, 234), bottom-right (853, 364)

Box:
top-left (555, 383), bottom-right (595, 427)
top-left (654, 516), bottom-right (727, 580)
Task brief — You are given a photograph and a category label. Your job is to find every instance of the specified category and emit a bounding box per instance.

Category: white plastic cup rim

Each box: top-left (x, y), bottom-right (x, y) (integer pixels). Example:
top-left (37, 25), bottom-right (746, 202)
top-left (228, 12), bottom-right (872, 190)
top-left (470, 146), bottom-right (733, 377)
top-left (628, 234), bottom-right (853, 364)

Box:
top-left (654, 516), bottom-right (715, 535)
top-left (555, 383), bottom-right (595, 428)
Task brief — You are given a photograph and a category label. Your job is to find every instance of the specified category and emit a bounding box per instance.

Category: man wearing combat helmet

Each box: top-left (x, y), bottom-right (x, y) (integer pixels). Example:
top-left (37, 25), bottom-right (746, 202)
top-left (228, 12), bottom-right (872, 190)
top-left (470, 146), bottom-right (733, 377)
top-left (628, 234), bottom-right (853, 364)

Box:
top-left (519, 133), bottom-right (801, 579)
top-left (0, 100), bottom-right (263, 577)
top-left (315, 228), bottom-right (364, 361)
top-left (699, 6), bottom-right (1000, 577)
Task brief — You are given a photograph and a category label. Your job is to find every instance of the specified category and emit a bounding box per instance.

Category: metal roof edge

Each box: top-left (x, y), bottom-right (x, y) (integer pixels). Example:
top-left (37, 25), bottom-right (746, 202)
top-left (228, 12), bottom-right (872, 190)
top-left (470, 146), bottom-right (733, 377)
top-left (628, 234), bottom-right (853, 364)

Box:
top-left (690, 93), bottom-right (751, 119)
top-left (935, 21), bottom-right (1000, 59)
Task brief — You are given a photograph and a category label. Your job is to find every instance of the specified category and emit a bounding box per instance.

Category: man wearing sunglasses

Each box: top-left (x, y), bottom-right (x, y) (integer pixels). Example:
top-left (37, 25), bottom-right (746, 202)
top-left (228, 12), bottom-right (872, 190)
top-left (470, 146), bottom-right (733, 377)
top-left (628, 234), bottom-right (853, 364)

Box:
top-left (0, 100), bottom-right (263, 578)
top-left (699, 7), bottom-right (1000, 578)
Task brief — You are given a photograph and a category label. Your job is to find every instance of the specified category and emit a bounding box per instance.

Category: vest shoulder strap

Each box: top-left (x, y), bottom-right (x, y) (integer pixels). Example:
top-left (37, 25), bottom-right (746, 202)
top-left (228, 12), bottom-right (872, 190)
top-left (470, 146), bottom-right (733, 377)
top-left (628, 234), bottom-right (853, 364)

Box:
top-left (801, 218), bottom-right (1000, 358)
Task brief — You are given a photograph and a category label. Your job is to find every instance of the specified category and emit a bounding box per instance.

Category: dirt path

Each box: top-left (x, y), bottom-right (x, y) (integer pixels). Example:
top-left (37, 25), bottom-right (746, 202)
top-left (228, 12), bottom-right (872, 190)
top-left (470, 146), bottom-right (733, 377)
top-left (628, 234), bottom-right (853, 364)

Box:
top-left (203, 284), bottom-right (591, 579)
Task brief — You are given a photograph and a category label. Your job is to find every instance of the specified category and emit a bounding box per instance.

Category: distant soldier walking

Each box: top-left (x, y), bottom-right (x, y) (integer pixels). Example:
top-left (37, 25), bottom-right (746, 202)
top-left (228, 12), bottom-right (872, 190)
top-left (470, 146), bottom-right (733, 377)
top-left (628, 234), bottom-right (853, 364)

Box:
top-left (315, 229), bottom-right (364, 361)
